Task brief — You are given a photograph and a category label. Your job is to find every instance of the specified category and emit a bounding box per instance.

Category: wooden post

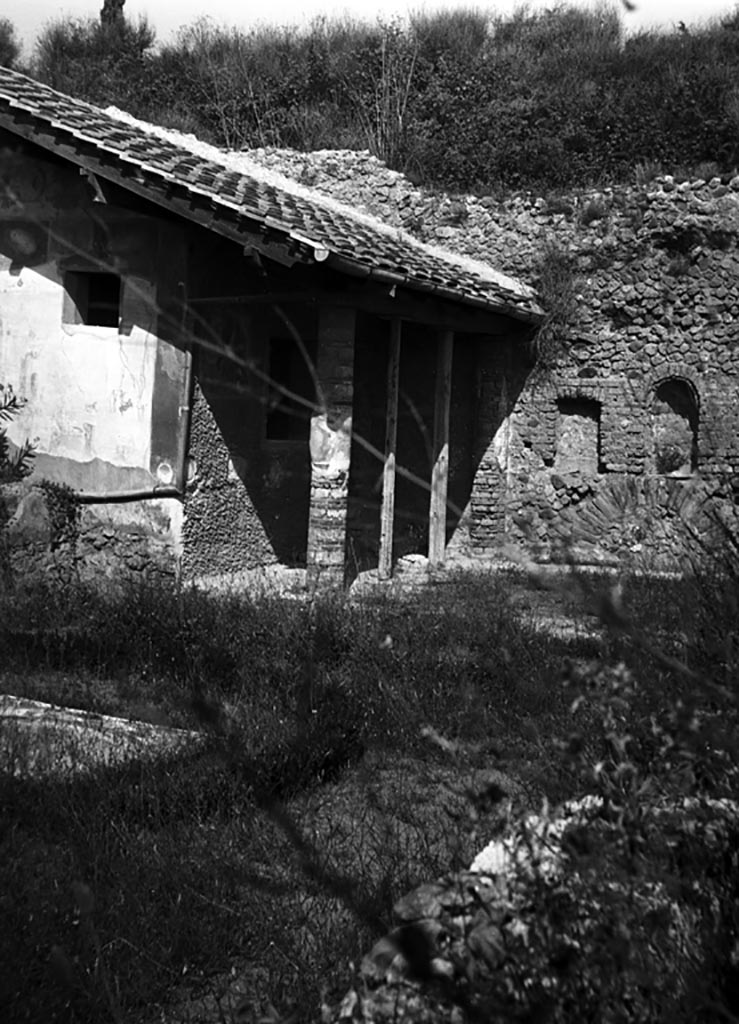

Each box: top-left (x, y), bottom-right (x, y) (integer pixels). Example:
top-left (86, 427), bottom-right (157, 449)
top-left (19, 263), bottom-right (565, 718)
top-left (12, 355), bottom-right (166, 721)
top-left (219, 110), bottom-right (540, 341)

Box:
top-left (378, 319), bottom-right (401, 578)
top-left (428, 330), bottom-right (454, 566)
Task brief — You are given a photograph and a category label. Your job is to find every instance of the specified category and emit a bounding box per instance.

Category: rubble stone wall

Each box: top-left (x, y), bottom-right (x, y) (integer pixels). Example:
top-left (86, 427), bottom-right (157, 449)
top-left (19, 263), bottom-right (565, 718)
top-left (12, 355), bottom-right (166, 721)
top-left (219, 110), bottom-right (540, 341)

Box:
top-left (0, 482), bottom-right (179, 587)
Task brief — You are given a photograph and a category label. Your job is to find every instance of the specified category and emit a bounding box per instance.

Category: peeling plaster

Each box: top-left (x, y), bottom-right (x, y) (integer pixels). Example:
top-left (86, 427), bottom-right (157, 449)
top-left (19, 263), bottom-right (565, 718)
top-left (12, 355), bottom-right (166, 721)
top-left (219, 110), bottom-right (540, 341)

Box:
top-left (309, 411), bottom-right (352, 477)
top-left (1, 153), bottom-right (188, 580)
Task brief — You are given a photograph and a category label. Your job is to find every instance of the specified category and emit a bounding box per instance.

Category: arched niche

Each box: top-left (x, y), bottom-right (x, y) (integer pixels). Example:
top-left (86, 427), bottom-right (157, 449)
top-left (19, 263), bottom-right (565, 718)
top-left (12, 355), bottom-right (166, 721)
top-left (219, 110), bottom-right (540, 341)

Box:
top-left (651, 377), bottom-right (699, 476)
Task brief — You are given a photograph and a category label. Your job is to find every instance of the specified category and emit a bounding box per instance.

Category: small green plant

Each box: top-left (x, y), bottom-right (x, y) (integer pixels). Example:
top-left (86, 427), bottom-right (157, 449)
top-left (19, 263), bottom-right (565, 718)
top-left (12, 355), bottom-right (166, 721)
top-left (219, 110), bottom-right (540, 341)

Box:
top-left (544, 195), bottom-right (575, 217)
top-left (634, 158), bottom-right (663, 186)
top-left (691, 160), bottom-right (723, 182)
top-left (441, 199), bottom-right (469, 226)
top-left (667, 253), bottom-right (692, 277)
top-left (578, 197), bottom-right (609, 227)
top-left (655, 441), bottom-right (689, 474)
top-left (532, 240), bottom-right (580, 370)
top-left (38, 479), bottom-right (81, 548)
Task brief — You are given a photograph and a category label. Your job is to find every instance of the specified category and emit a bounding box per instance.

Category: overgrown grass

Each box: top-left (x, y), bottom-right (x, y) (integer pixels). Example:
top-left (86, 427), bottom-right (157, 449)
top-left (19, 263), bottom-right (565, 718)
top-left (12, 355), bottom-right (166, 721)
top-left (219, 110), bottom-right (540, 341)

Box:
top-left (2, 742), bottom-right (484, 1023)
top-left (0, 573), bottom-right (578, 758)
top-left (0, 574), bottom-right (559, 1022)
top-left (0, 566), bottom-right (737, 1022)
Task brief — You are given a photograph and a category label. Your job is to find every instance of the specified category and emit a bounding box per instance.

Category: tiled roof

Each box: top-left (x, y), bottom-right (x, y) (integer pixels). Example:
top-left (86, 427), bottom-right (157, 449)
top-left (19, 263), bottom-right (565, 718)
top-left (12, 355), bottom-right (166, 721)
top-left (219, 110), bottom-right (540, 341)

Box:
top-left (0, 66), bottom-right (542, 323)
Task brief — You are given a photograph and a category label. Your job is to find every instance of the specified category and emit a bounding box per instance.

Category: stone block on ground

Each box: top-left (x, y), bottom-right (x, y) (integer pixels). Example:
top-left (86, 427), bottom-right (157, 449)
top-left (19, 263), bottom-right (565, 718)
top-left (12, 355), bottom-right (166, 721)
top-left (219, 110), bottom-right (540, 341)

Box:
top-left (0, 695), bottom-right (201, 777)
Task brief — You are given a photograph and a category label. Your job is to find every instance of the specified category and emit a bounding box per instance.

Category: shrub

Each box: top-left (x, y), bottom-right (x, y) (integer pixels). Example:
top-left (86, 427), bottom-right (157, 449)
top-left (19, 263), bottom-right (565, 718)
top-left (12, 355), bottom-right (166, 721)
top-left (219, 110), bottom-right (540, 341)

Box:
top-left (32, 13), bottom-right (156, 110)
top-left (532, 240), bottom-right (580, 369)
top-left (22, 4), bottom-right (739, 191)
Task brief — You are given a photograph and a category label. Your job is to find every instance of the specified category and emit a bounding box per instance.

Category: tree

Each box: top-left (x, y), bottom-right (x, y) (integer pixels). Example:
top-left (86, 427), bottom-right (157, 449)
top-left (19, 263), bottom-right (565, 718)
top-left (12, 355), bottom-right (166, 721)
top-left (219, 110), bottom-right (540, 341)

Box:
top-left (0, 17), bottom-right (20, 69)
top-left (33, 13), bottom-right (155, 110)
top-left (100, 0), bottom-right (126, 27)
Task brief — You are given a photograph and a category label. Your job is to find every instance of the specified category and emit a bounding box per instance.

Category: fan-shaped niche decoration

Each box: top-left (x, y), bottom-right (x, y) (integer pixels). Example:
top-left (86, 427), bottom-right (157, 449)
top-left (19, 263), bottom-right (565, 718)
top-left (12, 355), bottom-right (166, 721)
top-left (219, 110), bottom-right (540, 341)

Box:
top-left (0, 220), bottom-right (48, 267)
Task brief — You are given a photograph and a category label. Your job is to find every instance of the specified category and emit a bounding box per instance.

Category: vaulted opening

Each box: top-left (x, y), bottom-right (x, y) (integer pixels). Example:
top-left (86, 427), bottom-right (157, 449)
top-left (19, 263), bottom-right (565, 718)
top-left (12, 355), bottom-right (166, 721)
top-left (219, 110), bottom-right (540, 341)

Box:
top-left (651, 378), bottom-right (698, 475)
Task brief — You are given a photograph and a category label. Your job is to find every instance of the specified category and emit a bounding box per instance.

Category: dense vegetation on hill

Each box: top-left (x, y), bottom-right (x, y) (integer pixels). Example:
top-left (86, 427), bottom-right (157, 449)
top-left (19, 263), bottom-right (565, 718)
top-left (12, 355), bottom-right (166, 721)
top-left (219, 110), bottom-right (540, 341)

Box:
top-left (5, 3), bottom-right (739, 192)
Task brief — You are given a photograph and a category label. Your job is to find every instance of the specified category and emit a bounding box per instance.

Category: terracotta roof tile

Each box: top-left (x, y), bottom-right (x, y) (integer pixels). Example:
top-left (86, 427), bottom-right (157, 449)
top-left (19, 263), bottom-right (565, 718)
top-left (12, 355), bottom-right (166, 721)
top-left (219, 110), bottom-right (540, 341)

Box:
top-left (0, 65), bottom-right (542, 322)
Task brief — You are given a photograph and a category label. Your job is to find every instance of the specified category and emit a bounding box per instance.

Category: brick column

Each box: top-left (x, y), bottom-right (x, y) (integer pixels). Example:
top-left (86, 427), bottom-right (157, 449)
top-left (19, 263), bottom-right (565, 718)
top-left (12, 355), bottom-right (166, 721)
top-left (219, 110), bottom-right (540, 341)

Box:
top-left (306, 306), bottom-right (356, 587)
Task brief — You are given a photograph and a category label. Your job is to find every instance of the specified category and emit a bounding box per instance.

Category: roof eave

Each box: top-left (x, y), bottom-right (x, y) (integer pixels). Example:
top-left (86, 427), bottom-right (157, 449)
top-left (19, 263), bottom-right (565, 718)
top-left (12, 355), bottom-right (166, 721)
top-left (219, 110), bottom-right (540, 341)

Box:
top-left (0, 94), bottom-right (543, 324)
top-left (327, 253), bottom-right (544, 325)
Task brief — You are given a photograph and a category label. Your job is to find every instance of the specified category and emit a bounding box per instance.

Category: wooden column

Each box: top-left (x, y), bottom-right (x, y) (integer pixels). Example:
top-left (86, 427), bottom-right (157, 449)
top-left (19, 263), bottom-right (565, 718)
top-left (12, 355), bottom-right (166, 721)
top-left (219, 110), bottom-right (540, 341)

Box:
top-left (378, 319), bottom-right (402, 579)
top-left (428, 330), bottom-right (454, 567)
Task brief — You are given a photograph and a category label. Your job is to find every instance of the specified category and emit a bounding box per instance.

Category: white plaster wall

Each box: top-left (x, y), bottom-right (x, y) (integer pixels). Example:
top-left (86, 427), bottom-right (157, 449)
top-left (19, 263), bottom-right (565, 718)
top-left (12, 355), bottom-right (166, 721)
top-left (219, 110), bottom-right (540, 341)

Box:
top-left (0, 257), bottom-right (157, 482)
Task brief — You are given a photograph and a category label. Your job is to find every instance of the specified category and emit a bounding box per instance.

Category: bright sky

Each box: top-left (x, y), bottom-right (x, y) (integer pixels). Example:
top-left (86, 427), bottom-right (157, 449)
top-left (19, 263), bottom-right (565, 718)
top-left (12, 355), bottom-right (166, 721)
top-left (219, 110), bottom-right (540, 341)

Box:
top-left (8, 0), bottom-right (738, 56)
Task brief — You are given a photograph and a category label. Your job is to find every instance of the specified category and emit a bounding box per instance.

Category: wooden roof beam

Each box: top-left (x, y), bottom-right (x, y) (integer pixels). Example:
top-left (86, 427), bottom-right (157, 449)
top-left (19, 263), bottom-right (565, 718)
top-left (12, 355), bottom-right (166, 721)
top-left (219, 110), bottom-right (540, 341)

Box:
top-left (186, 285), bottom-right (523, 336)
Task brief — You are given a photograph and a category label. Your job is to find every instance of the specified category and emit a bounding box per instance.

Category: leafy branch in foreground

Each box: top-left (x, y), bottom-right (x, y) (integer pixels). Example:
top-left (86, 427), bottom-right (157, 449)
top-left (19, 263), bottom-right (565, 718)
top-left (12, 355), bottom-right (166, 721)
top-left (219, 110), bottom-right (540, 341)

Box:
top-left (0, 382), bottom-right (35, 482)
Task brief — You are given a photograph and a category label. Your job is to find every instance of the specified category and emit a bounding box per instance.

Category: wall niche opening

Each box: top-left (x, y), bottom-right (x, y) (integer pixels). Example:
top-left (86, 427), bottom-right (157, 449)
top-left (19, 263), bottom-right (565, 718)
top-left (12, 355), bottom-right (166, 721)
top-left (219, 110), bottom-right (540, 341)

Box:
top-left (555, 397), bottom-right (602, 475)
top-left (651, 378), bottom-right (698, 475)
top-left (64, 271), bottom-right (121, 328)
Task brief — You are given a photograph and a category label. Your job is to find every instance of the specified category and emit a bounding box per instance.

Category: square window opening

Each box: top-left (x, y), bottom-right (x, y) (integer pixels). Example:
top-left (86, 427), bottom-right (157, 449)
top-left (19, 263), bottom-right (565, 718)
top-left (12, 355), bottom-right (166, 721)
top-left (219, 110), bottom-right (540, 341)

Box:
top-left (64, 271), bottom-right (121, 328)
